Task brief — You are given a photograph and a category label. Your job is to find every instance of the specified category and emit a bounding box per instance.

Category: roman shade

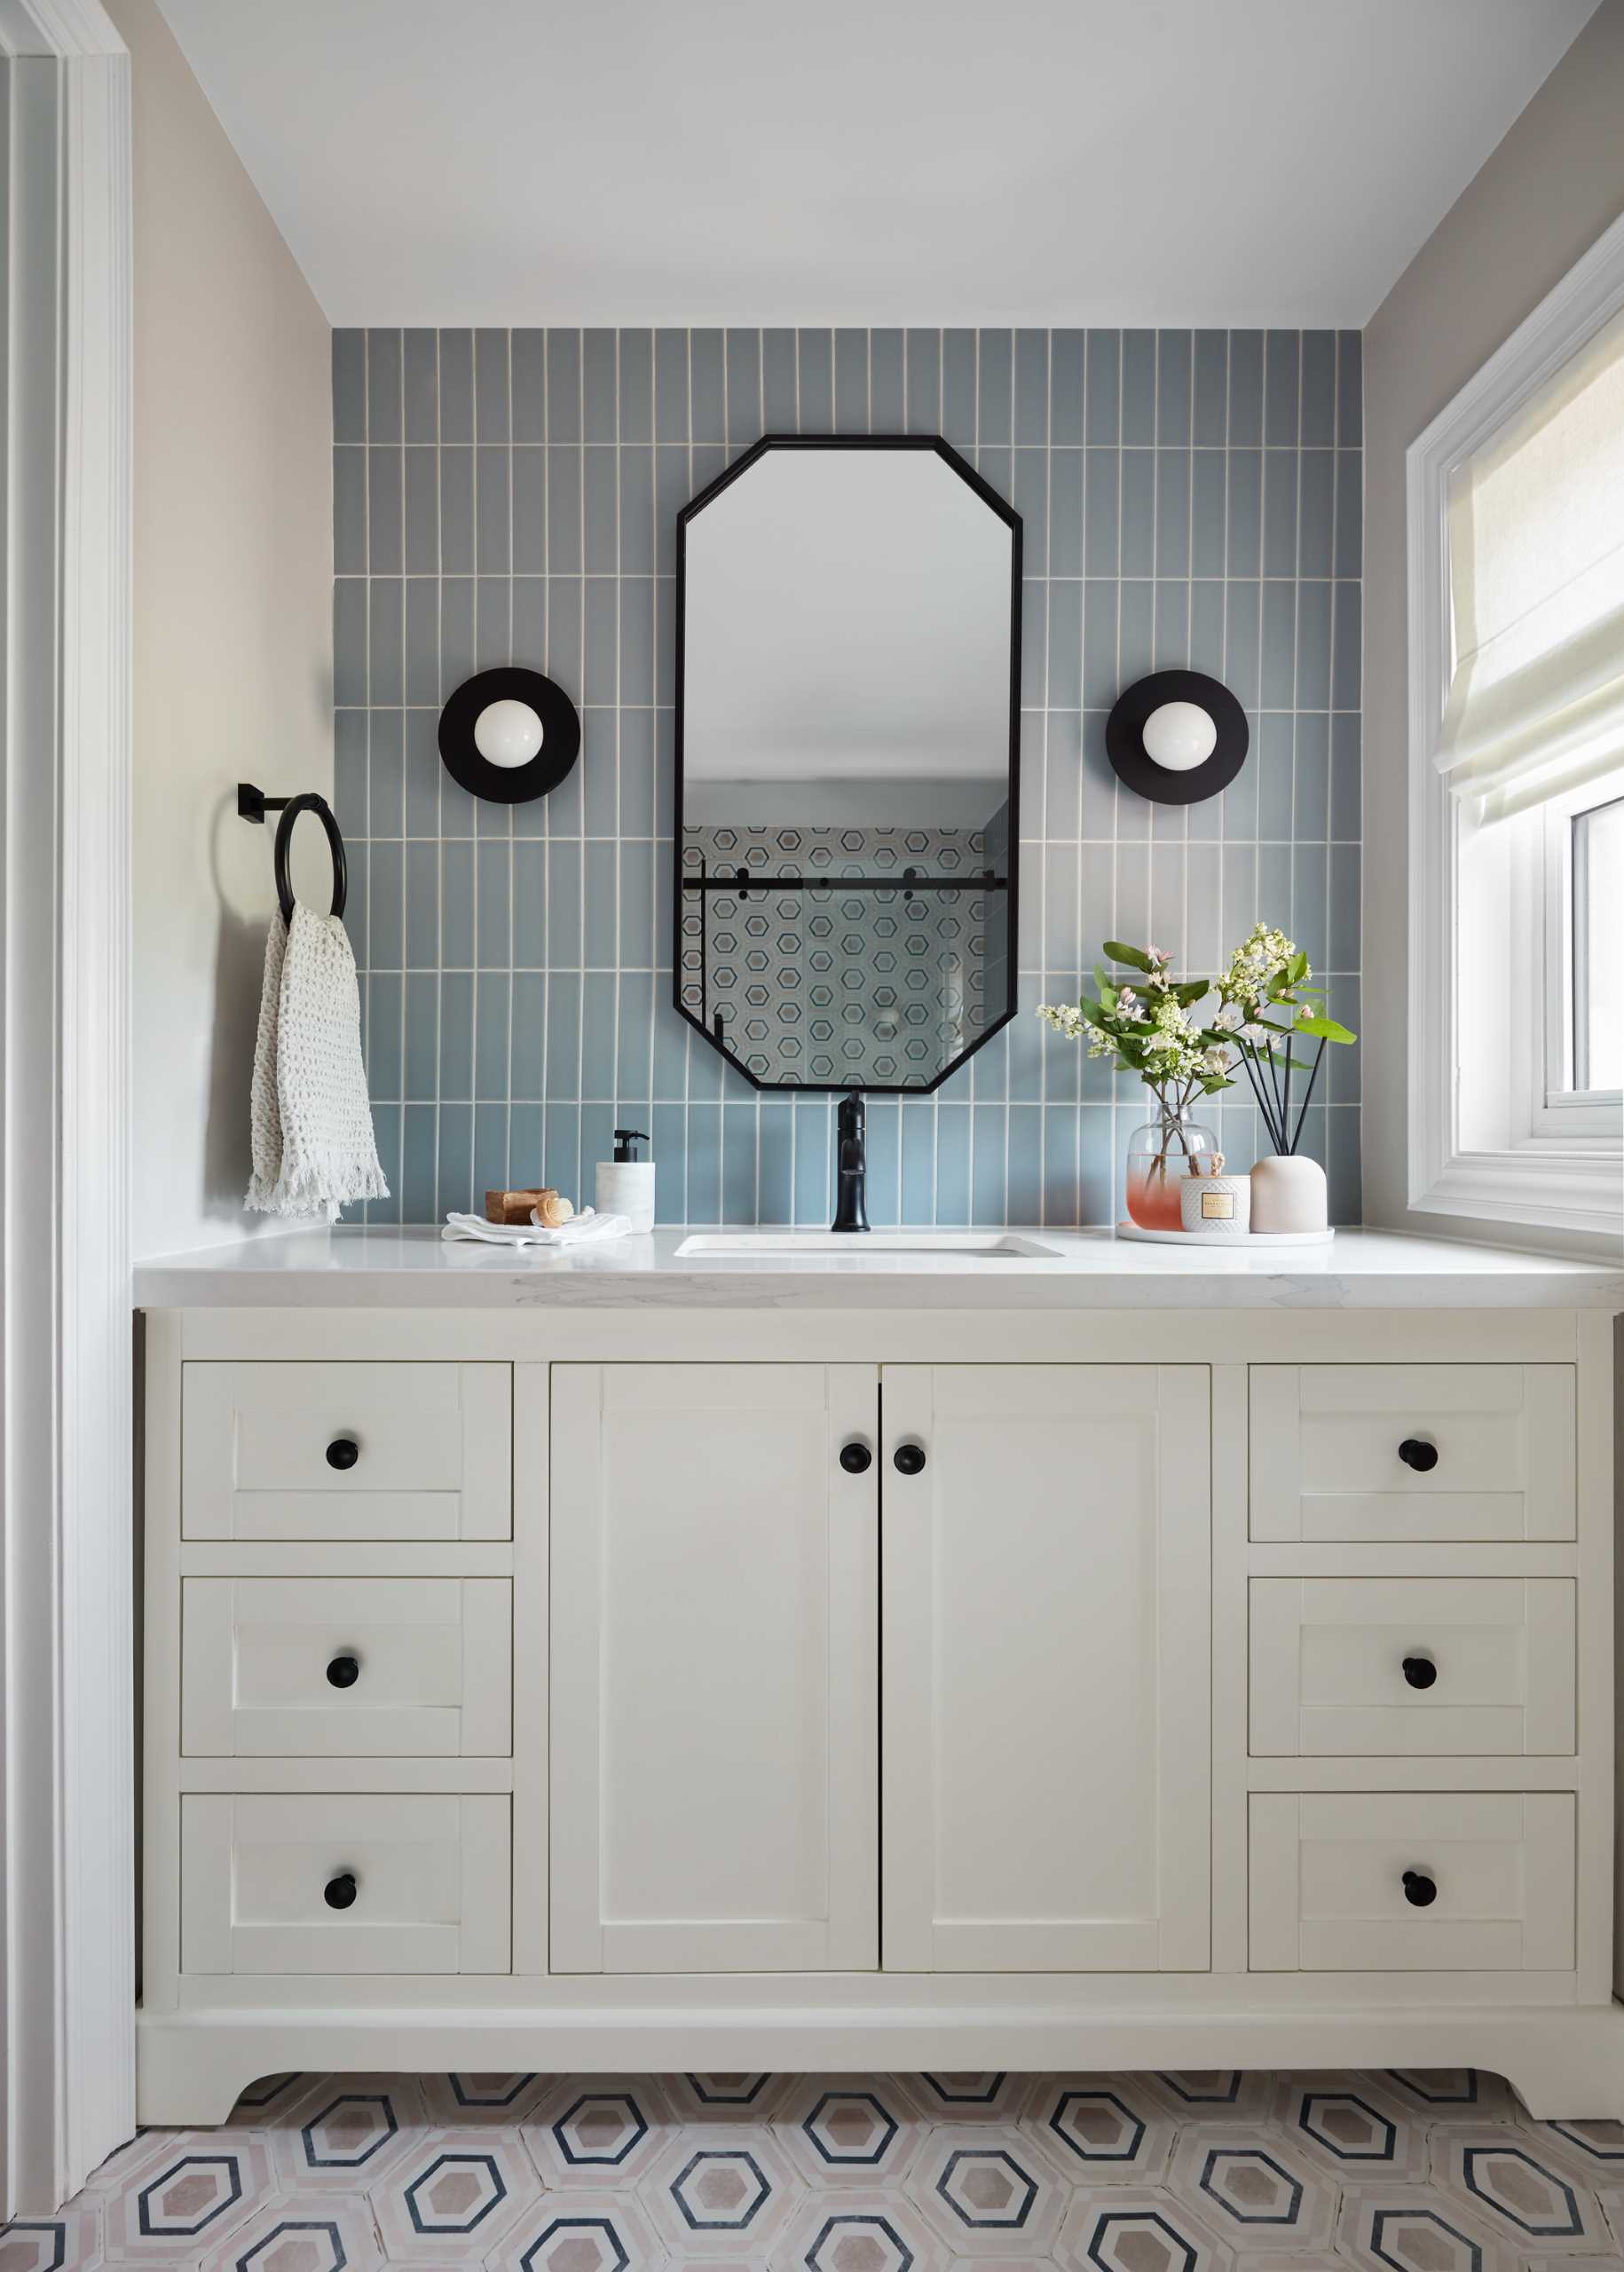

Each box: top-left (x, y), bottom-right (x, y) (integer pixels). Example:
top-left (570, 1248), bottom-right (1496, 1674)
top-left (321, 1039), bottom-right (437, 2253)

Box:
top-left (1437, 304), bottom-right (1624, 824)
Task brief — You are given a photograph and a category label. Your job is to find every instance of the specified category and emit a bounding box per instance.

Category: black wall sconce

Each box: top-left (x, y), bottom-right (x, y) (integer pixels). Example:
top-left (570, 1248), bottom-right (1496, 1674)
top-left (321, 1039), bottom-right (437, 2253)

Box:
top-left (438, 667), bottom-right (580, 805)
top-left (1106, 669), bottom-right (1248, 805)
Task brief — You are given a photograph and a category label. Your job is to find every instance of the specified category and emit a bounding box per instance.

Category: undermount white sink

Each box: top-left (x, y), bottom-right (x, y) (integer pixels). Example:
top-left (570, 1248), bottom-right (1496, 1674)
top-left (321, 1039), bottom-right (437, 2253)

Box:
top-left (674, 1231), bottom-right (1060, 1258)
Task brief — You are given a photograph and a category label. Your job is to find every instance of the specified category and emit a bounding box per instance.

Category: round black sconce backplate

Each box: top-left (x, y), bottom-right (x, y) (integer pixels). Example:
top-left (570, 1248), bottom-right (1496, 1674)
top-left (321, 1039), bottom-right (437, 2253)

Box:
top-left (1106, 669), bottom-right (1249, 806)
top-left (438, 666), bottom-right (581, 806)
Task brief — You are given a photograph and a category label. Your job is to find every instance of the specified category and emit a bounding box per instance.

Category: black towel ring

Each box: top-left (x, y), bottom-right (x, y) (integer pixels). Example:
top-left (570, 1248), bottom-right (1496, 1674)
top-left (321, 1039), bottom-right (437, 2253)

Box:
top-left (238, 785), bottom-right (347, 924)
top-left (273, 794), bottom-right (347, 924)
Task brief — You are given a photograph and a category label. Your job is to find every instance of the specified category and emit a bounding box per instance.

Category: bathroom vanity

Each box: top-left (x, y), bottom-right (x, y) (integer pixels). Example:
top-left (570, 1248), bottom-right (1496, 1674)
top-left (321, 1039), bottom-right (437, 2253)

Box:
top-left (135, 1227), bottom-right (1623, 2123)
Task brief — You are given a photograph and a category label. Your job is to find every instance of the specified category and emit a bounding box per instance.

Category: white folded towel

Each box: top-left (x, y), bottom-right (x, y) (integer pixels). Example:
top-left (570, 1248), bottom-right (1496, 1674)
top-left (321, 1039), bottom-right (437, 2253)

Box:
top-left (245, 903), bottom-right (389, 1222)
top-left (443, 1207), bottom-right (635, 1250)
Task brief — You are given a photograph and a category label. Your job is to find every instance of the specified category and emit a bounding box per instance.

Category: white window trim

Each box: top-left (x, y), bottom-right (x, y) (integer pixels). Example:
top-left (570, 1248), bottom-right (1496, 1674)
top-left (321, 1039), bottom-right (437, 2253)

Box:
top-left (1407, 206), bottom-right (1624, 1245)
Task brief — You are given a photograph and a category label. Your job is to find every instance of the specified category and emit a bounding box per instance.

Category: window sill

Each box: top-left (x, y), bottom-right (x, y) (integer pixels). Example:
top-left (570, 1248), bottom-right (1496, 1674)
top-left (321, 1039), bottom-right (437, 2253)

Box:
top-left (1413, 1143), bottom-right (1621, 1242)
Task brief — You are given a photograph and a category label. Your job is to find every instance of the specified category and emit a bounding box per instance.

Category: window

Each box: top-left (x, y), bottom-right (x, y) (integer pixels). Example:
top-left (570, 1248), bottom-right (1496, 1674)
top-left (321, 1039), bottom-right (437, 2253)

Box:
top-left (1572, 792), bottom-right (1623, 1094)
top-left (1408, 212), bottom-right (1624, 1245)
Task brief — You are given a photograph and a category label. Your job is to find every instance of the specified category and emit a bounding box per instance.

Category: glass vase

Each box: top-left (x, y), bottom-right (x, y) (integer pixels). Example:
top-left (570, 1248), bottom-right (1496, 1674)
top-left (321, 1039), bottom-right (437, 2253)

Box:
top-left (1124, 1108), bottom-right (1218, 1231)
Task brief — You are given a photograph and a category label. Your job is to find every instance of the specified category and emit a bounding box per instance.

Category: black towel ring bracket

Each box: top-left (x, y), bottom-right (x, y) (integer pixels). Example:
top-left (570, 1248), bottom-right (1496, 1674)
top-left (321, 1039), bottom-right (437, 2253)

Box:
top-left (238, 782), bottom-right (348, 924)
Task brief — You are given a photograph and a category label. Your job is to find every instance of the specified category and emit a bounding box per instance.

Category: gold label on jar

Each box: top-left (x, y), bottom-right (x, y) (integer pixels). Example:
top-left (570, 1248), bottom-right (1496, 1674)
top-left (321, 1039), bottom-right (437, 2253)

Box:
top-left (1201, 1189), bottom-right (1235, 1219)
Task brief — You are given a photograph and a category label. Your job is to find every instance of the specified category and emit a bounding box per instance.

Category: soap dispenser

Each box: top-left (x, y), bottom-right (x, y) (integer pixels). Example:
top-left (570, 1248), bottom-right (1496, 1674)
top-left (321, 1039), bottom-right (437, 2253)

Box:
top-left (596, 1128), bottom-right (655, 1232)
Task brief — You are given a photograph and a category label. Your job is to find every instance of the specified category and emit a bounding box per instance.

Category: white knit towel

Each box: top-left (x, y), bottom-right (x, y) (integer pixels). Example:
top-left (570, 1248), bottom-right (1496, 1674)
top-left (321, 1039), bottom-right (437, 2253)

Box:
top-left (245, 902), bottom-right (389, 1221)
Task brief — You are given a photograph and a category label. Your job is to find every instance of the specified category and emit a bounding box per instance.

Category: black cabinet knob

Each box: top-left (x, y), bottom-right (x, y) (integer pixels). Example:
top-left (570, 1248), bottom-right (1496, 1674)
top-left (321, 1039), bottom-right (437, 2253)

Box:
top-left (893, 1443), bottom-right (926, 1476)
top-left (1398, 1438), bottom-right (1439, 1473)
top-left (324, 1872), bottom-right (358, 1911)
top-left (326, 1654), bottom-right (360, 1690)
top-left (1402, 1869), bottom-right (1437, 1908)
top-left (326, 1437), bottom-right (360, 1471)
top-left (1401, 1654), bottom-right (1438, 1691)
top-left (839, 1443), bottom-right (872, 1475)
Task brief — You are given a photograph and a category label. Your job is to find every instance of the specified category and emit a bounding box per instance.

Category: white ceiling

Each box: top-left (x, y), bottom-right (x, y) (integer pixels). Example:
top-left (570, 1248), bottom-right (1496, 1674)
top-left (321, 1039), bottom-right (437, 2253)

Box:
top-left (156, 0), bottom-right (1596, 329)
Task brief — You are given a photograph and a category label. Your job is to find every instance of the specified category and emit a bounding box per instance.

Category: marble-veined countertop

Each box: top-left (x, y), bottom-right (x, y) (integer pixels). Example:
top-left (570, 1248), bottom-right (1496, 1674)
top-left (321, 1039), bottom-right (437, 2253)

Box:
top-left (131, 1225), bottom-right (1624, 1312)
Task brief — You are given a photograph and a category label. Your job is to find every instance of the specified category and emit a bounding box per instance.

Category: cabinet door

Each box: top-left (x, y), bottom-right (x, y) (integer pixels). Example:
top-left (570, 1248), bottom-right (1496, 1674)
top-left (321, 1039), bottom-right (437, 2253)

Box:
top-left (882, 1365), bottom-right (1210, 1972)
top-left (550, 1363), bottom-right (879, 1974)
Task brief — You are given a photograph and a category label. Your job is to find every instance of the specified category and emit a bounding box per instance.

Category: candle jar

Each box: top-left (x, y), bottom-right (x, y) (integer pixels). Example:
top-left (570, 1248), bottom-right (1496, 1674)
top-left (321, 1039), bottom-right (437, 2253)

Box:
top-left (1179, 1156), bottom-right (1252, 1236)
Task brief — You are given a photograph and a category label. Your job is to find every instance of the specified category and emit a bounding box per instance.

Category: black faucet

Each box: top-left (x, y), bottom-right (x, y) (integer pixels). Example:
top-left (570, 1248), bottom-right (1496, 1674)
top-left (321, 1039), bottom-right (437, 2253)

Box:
top-left (832, 1091), bottom-right (870, 1234)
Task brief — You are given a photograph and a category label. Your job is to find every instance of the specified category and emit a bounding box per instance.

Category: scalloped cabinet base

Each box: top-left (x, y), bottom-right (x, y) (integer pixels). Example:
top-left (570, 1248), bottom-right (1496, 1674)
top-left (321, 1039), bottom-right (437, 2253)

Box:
top-left (138, 1301), bottom-right (1620, 2125)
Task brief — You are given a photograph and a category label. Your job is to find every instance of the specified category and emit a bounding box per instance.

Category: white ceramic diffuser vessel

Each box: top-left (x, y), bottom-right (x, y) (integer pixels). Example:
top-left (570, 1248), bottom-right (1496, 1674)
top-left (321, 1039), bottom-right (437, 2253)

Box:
top-left (1179, 1154), bottom-right (1251, 1237)
top-left (1250, 1153), bottom-right (1328, 1235)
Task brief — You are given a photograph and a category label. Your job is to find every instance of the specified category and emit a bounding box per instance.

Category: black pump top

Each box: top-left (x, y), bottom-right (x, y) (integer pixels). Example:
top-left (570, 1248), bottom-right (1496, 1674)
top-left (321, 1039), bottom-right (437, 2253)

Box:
top-left (612, 1128), bottom-right (650, 1164)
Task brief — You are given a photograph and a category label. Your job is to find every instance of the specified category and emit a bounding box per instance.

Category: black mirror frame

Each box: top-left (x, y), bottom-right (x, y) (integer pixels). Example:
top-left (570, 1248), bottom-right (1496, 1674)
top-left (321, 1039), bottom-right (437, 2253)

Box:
top-left (672, 433), bottom-right (1023, 1095)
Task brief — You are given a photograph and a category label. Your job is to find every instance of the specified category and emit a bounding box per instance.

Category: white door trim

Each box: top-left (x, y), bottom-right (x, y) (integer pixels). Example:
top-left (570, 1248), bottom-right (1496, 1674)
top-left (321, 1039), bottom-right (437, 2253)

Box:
top-left (0, 0), bottom-right (132, 2219)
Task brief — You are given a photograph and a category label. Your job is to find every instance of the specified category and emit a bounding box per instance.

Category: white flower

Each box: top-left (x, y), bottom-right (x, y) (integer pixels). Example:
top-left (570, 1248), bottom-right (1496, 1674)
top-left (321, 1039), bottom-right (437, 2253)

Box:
top-left (1213, 1001), bottom-right (1243, 1032)
top-left (1241, 1022), bottom-right (1273, 1045)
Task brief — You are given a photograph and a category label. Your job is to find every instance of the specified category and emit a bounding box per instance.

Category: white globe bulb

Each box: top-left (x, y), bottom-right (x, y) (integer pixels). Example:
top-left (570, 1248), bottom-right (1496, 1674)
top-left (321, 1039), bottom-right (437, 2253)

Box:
top-left (473, 698), bottom-right (544, 769)
top-left (1141, 699), bottom-right (1217, 772)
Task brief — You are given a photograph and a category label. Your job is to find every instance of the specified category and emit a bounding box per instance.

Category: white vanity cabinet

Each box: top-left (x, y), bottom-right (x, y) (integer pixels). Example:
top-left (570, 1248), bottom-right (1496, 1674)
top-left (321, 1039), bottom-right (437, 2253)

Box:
top-left (134, 1258), bottom-right (1622, 2127)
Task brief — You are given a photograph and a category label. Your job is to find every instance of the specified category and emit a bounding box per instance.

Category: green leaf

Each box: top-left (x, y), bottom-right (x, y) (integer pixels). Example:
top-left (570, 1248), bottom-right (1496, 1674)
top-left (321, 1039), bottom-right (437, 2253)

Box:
top-left (1296, 1013), bottom-right (1356, 1043)
top-left (1172, 980), bottom-right (1210, 1006)
top-left (1103, 940), bottom-right (1154, 973)
top-left (1288, 949), bottom-right (1309, 982)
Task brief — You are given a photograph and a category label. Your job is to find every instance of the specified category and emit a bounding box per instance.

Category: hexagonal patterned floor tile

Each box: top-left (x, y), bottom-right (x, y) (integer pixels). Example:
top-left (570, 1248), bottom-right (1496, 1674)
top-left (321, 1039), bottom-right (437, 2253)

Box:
top-left (103, 2133), bottom-right (272, 2261)
top-left (1018, 2075), bottom-right (1176, 2186)
top-left (1429, 2126), bottom-right (1615, 2250)
top-left (1335, 2181), bottom-right (1518, 2272)
top-left (903, 2126), bottom-right (1069, 2259)
top-left (1056, 2186), bottom-right (1237, 2272)
top-left (420, 2075), bottom-right (547, 2126)
top-left (641, 2126), bottom-right (803, 2259)
top-left (777, 2078), bottom-right (922, 2189)
top-left (1522, 2114), bottom-right (1624, 2172)
top-left (492, 2189), bottom-right (663, 2272)
top-left (1380, 2073), bottom-right (1517, 2126)
top-left (773, 2186), bottom-right (936, 2272)
top-left (231, 2078), bottom-right (304, 2120)
top-left (1271, 2077), bottom-right (1427, 2181)
top-left (895, 2077), bottom-right (1025, 2125)
top-left (272, 2079), bottom-right (427, 2190)
top-left (1168, 2129), bottom-right (1336, 2255)
top-left (1154, 2077), bottom-right (1277, 2126)
top-left (665, 2073), bottom-right (787, 2121)
top-left (0, 2203), bottom-right (104, 2272)
top-left (195, 2189), bottom-right (384, 2272)
top-left (524, 2078), bottom-right (674, 2189)
top-left (369, 2128), bottom-right (541, 2259)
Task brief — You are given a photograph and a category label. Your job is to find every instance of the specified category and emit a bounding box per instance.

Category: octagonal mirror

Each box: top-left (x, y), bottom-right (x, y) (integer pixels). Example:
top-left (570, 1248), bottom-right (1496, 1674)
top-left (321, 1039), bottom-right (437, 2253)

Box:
top-left (674, 436), bottom-right (1021, 1091)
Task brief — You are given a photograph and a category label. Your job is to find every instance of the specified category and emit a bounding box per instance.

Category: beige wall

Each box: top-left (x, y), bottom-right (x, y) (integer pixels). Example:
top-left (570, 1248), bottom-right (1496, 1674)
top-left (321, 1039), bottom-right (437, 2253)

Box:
top-left (109, 0), bottom-right (332, 1258)
top-left (1362, 0), bottom-right (1624, 1249)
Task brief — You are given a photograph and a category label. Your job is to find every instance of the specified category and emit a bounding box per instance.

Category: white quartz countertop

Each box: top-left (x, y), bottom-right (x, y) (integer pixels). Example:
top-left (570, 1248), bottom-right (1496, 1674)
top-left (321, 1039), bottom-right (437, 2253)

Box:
top-left (132, 1225), bottom-right (1624, 1311)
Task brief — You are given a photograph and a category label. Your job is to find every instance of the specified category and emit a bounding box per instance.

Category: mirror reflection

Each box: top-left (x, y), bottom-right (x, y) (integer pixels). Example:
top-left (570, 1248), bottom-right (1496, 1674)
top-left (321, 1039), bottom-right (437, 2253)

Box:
top-left (675, 438), bottom-right (1021, 1090)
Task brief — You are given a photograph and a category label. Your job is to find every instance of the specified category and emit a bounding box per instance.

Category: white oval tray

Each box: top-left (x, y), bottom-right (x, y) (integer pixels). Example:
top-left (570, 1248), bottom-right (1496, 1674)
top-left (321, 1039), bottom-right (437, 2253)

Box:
top-left (1116, 1221), bottom-right (1336, 1248)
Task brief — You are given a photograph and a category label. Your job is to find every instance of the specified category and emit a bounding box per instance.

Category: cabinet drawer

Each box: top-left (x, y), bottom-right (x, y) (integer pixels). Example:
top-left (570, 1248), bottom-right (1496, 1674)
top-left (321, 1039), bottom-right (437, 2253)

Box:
top-left (182, 1362), bottom-right (511, 1540)
top-left (1249, 1365), bottom-right (1575, 1542)
top-left (180, 1794), bottom-right (510, 1974)
top-left (1249, 1792), bottom-right (1574, 1972)
top-left (1250, 1578), bottom-right (1575, 1756)
top-left (181, 1577), bottom-right (512, 1757)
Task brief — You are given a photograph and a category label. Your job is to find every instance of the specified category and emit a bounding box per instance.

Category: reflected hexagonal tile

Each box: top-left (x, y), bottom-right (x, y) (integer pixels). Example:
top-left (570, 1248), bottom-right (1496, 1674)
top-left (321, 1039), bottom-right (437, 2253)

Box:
top-left (641, 2126), bottom-right (801, 2258)
top-left (777, 2079), bottom-right (919, 2188)
top-left (371, 2129), bottom-right (540, 2258)
top-left (1018, 2074), bottom-right (1175, 2185)
top-left (105, 2134), bottom-right (272, 2260)
top-left (1170, 2128), bottom-right (1335, 2252)
top-left (499, 2189), bottom-right (662, 2272)
top-left (1431, 2128), bottom-right (1613, 2250)
top-left (904, 2125), bottom-right (1068, 2257)
top-left (1057, 2186), bottom-right (1236, 2272)
top-left (1272, 2076), bottom-right (1424, 2179)
top-left (1336, 2182), bottom-right (1518, 2272)
top-left (0, 2204), bottom-right (102, 2272)
top-left (196, 2189), bottom-right (384, 2272)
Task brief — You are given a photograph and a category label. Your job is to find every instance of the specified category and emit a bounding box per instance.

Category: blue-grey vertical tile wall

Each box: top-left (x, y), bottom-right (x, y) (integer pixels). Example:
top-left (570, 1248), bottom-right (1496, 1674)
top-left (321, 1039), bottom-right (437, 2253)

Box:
top-left (336, 327), bottom-right (1362, 1225)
